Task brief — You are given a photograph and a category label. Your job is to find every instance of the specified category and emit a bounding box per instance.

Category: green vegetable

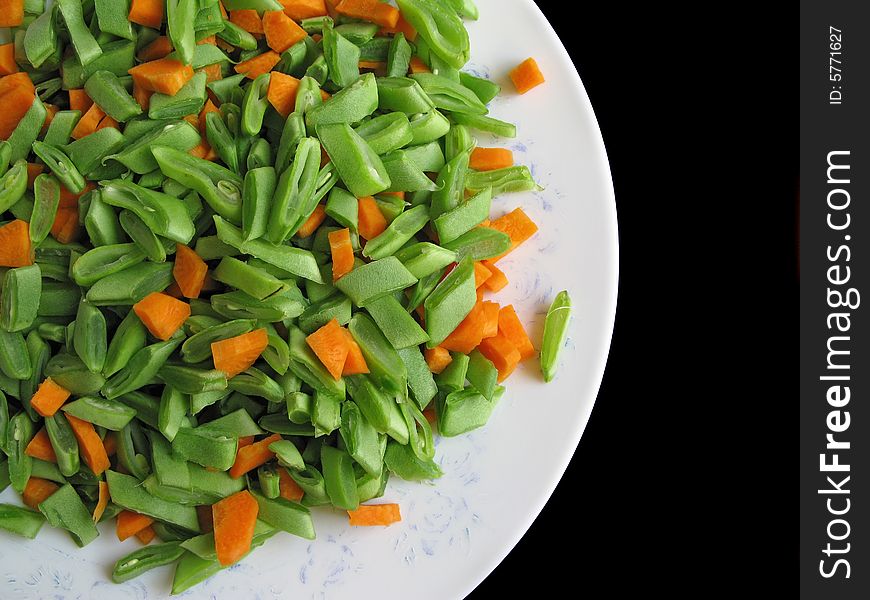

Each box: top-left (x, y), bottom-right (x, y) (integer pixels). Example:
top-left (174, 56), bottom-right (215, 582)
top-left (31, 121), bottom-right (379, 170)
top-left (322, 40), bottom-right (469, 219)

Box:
top-left (540, 291), bottom-right (572, 382)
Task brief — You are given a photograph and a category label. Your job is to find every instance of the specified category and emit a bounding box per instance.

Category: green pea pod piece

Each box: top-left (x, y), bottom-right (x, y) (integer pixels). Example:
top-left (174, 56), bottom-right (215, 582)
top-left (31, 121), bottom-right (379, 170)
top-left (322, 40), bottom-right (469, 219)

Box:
top-left (215, 17), bottom-right (258, 49)
top-left (56, 0), bottom-right (103, 66)
top-left (71, 243), bottom-right (146, 287)
top-left (167, 0), bottom-right (197, 66)
top-left (430, 148), bottom-right (469, 219)
top-left (38, 482), bottom-right (99, 546)
top-left (205, 111), bottom-right (239, 172)
top-left (37, 281), bottom-right (80, 317)
top-left (265, 137), bottom-right (322, 243)
top-left (32, 141), bottom-right (85, 195)
top-left (316, 123), bottom-right (390, 198)
top-left (8, 97), bottom-right (46, 162)
top-left (339, 401), bottom-right (381, 477)
top-left (102, 334), bottom-right (184, 399)
top-left (111, 121), bottom-right (201, 175)
top-left (0, 503), bottom-right (45, 539)
top-left (540, 290), bottom-right (572, 383)
top-left (442, 227), bottom-right (511, 262)
top-left (384, 437), bottom-right (442, 481)
top-left (210, 287), bottom-right (306, 321)
top-left (408, 109), bottom-right (450, 145)
top-left (0, 330), bottom-right (32, 380)
top-left (73, 299), bottom-right (107, 373)
top-left (397, 345), bottom-right (438, 410)
top-left (29, 175), bottom-right (60, 245)
top-left (44, 412), bottom-right (81, 477)
top-left (424, 255), bottom-right (475, 347)
top-left (194, 235), bottom-right (239, 261)
top-left (62, 396), bottom-right (137, 431)
top-left (85, 261), bottom-right (174, 306)
top-left (376, 77), bottom-right (435, 114)
top-left (320, 445), bottom-right (359, 510)
top-left (334, 256), bottom-right (417, 307)
top-left (466, 348), bottom-right (498, 401)
top-left (282, 391), bottom-right (309, 425)
top-left (172, 426), bottom-right (237, 471)
top-left (103, 310), bottom-right (148, 378)
top-left (380, 150), bottom-right (440, 194)
top-left (0, 160), bottom-right (29, 213)
top-left (258, 413), bottom-right (314, 436)
top-left (287, 325), bottom-right (346, 399)
top-left (433, 186), bottom-right (491, 244)
top-left (365, 294), bottom-right (429, 349)
top-left (252, 487), bottom-right (316, 538)
top-left (404, 140), bottom-right (446, 173)
top-left (106, 470), bottom-right (201, 531)
top-left (294, 75), bottom-right (323, 115)
top-left (458, 72), bottom-right (499, 105)
top-left (152, 146), bottom-right (244, 225)
top-left (322, 18), bottom-right (360, 88)
top-left (394, 242), bottom-right (456, 280)
top-left (116, 420), bottom-right (151, 480)
top-left (24, 4), bottom-right (58, 69)
top-left (1, 265), bottom-right (41, 333)
top-left (347, 313), bottom-right (407, 395)
top-left (325, 186), bottom-right (358, 232)
top-left (84, 70), bottom-right (142, 122)
top-left (228, 367), bottom-right (283, 403)
top-left (444, 122), bottom-right (474, 163)
top-left (45, 353), bottom-right (106, 395)
top-left (306, 72), bottom-right (378, 128)
top-left (83, 190), bottom-right (126, 248)
top-left (399, 396), bottom-right (434, 460)
top-left (157, 385), bottom-right (189, 442)
top-left (159, 364), bottom-right (228, 395)
top-left (274, 111), bottom-right (305, 174)
top-left (213, 256), bottom-right (287, 300)
top-left (240, 73), bottom-right (271, 137)
top-left (112, 541), bottom-right (185, 584)
top-left (261, 323), bottom-right (290, 375)
top-left (297, 293), bottom-right (352, 334)
top-left (246, 138), bottom-right (272, 171)
top-left (119, 209), bottom-right (166, 263)
top-left (100, 179), bottom-right (196, 244)
top-left (387, 32), bottom-right (412, 78)
top-left (396, 0), bottom-right (468, 69)
top-left (93, 0), bottom-right (135, 40)
top-left (7, 411), bottom-right (34, 492)
top-left (181, 319), bottom-right (255, 363)
top-left (149, 72), bottom-right (207, 120)
top-left (465, 165), bottom-right (541, 195)
top-left (353, 112), bottom-right (412, 156)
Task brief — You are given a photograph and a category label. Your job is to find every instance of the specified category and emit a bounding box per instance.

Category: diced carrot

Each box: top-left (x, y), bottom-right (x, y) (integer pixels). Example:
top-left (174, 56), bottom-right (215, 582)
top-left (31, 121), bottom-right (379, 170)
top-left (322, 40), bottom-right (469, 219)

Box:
top-left (408, 56), bottom-right (430, 74)
top-left (163, 281), bottom-right (183, 298)
top-left (469, 147), bottom-right (514, 171)
top-left (498, 305), bottom-right (534, 360)
top-left (200, 63), bottom-right (223, 83)
top-left (477, 333), bottom-right (521, 382)
top-left (296, 204), bottom-right (326, 238)
top-left (0, 212), bottom-right (36, 263)
top-left (213, 490), bottom-right (259, 566)
top-left (23, 477), bottom-right (59, 509)
top-left (132, 81), bottom-right (153, 110)
top-left (66, 414), bottom-right (111, 475)
top-left (24, 428), bottom-right (57, 463)
top-left (277, 467), bottom-right (304, 501)
top-left (128, 0), bottom-right (163, 29)
top-left (238, 435), bottom-right (255, 449)
top-left (482, 301), bottom-right (500, 339)
top-left (440, 301), bottom-right (486, 354)
top-left (335, 0), bottom-right (398, 28)
top-left (0, 86), bottom-right (35, 140)
top-left (509, 57), bottom-right (545, 94)
top-left (173, 244), bottom-right (209, 299)
top-left (306, 319), bottom-right (350, 380)
top-left (189, 140), bottom-right (218, 161)
top-left (324, 0), bottom-right (340, 18)
top-left (347, 503), bottom-right (401, 526)
top-left (473, 261), bottom-right (492, 288)
top-left (234, 50), bottom-right (281, 79)
top-left (229, 9), bottom-right (264, 34)
top-left (424, 346), bottom-right (452, 374)
top-left (97, 114), bottom-right (119, 131)
top-left (211, 328), bottom-right (269, 378)
top-left (137, 36), bottom-right (173, 62)
top-left (378, 11), bottom-right (416, 41)
top-left (263, 10), bottom-right (307, 53)
top-left (357, 196), bottom-right (387, 240)
top-left (93, 481), bottom-right (109, 522)
top-left (358, 60), bottom-right (386, 76)
top-left (0, 220), bottom-right (33, 267)
top-left (280, 0), bottom-right (327, 20)
top-left (487, 208), bottom-right (538, 262)
top-left (218, 0), bottom-right (227, 18)
top-left (0, 43), bottom-right (16, 75)
top-left (26, 163), bottom-right (43, 189)
top-left (133, 292), bottom-right (191, 341)
top-left (228, 433), bottom-right (281, 479)
top-left (128, 58), bottom-right (194, 96)
top-left (328, 227), bottom-right (355, 282)
top-left (70, 103), bottom-right (105, 140)
top-left (58, 181), bottom-right (94, 208)
top-left (116, 510), bottom-right (154, 541)
top-left (103, 431), bottom-right (117, 456)
top-left (341, 328), bottom-right (369, 375)
top-left (135, 524), bottom-right (156, 544)
top-left (0, 0), bottom-right (23, 27)
top-left (50, 207), bottom-right (81, 244)
top-left (198, 99), bottom-right (220, 137)
top-left (68, 88), bottom-right (92, 113)
top-left (198, 36), bottom-right (216, 46)
top-left (196, 504), bottom-right (214, 533)
top-left (266, 71), bottom-right (300, 118)
top-left (0, 72), bottom-right (33, 96)
top-left (481, 260), bottom-right (508, 292)
top-left (30, 377), bottom-right (71, 417)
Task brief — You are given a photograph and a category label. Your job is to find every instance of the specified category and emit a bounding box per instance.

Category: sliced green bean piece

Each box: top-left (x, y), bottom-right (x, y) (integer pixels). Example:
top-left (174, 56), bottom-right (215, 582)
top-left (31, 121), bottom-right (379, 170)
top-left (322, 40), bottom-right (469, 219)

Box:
top-left (181, 319), bottom-right (255, 364)
top-left (387, 32), bottom-right (412, 78)
top-left (365, 294), bottom-right (428, 349)
top-left (29, 175), bottom-right (60, 245)
top-left (394, 242), bottom-right (455, 280)
top-left (32, 141), bottom-right (85, 194)
top-left (285, 390), bottom-right (311, 424)
top-left (46, 353), bottom-right (105, 395)
top-left (261, 323), bottom-right (290, 375)
top-left (7, 412), bottom-right (34, 492)
top-left (287, 325), bottom-right (346, 399)
top-left (347, 313), bottom-right (406, 395)
top-left (171, 426), bottom-right (236, 471)
top-left (433, 186), bottom-right (491, 243)
top-left (167, 0), bottom-right (197, 65)
top-left (227, 367), bottom-right (283, 403)
top-left (424, 255), bottom-right (475, 347)
top-left (339, 401), bottom-right (381, 477)
top-left (451, 111), bottom-right (517, 138)
top-left (384, 437), bottom-right (442, 480)
top-left (62, 396), bottom-right (136, 431)
top-left (265, 137), bottom-right (322, 242)
top-left (316, 122), bottom-right (391, 197)
top-left (57, 0), bottom-right (103, 66)
top-left (334, 256), bottom-right (417, 307)
top-left (306, 72), bottom-right (378, 128)
top-left (210, 287), bottom-right (306, 322)
top-left (213, 256), bottom-right (287, 300)
top-left (112, 541), bottom-right (185, 584)
top-left (0, 503), bottom-right (45, 539)
top-left (435, 351), bottom-right (468, 393)
top-left (73, 300), bottom-right (107, 373)
top-left (252, 488), bottom-right (315, 538)
top-left (199, 408), bottom-right (263, 437)
top-left (274, 111), bottom-right (305, 174)
top-left (465, 165), bottom-right (540, 195)
top-left (540, 290), bottom-right (572, 382)
top-left (0, 330), bottom-right (32, 380)
top-left (442, 226), bottom-right (511, 262)
top-left (0, 160), bottom-right (29, 213)
top-left (8, 98), bottom-right (46, 163)
top-left (398, 345), bottom-right (438, 410)
top-left (106, 470), bottom-right (201, 531)
top-left (1, 265), bottom-right (41, 333)
top-left (84, 70), bottom-right (141, 121)
top-left (467, 348), bottom-right (498, 401)
top-left (103, 310), bottom-right (147, 378)
top-left (322, 18), bottom-right (360, 88)
top-left (363, 205), bottom-right (430, 260)
top-left (119, 210), bottom-right (166, 262)
top-left (150, 72), bottom-right (207, 120)
top-left (297, 293), bottom-right (352, 334)
top-left (157, 385), bottom-right (188, 442)
top-left (159, 364), bottom-right (227, 395)
top-left (45, 412), bottom-right (80, 476)
top-left (85, 261), bottom-right (174, 306)
top-left (83, 191), bottom-right (126, 247)
top-left (100, 179), bottom-right (195, 243)
top-left (321, 445), bottom-right (359, 510)
top-left (38, 482), bottom-right (98, 546)
top-left (102, 334), bottom-right (184, 399)
top-left (257, 462), bottom-right (281, 498)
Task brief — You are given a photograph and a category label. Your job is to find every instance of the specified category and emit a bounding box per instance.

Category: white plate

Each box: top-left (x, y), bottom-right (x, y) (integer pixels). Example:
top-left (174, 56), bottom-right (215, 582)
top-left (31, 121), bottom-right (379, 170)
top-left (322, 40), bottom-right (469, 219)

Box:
top-left (0, 1), bottom-right (617, 597)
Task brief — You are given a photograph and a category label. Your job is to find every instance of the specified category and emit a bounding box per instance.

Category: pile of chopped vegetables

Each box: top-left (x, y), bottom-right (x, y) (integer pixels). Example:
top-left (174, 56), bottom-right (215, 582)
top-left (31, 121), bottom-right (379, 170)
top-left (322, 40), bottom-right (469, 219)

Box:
top-left (0, 0), bottom-right (572, 592)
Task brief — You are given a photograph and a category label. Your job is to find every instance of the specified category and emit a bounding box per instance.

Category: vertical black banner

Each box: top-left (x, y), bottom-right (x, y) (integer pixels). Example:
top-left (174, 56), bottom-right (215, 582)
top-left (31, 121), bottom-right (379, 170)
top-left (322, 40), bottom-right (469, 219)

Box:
top-left (801, 2), bottom-right (870, 597)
